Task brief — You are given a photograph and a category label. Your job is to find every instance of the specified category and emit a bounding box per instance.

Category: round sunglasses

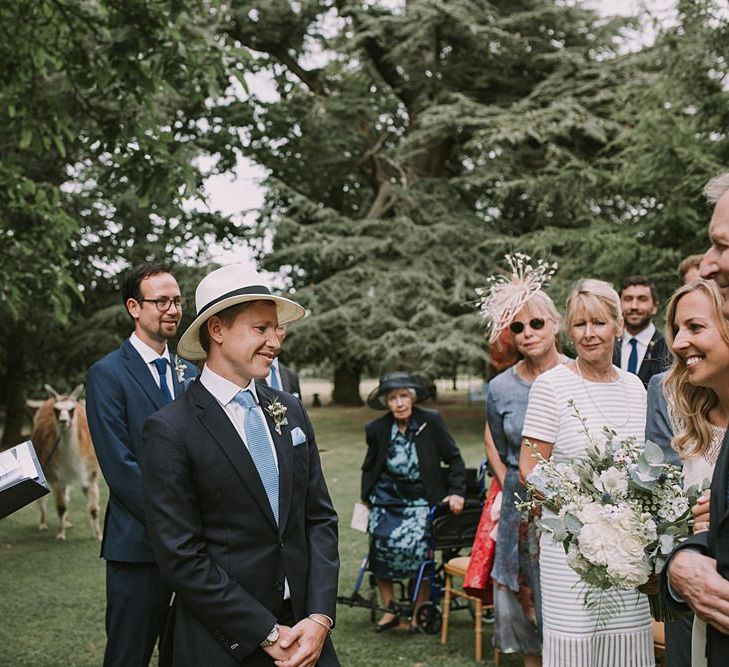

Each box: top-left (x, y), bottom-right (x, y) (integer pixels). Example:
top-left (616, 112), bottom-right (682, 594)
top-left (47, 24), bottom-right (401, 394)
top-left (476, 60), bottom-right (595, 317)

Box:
top-left (509, 318), bottom-right (546, 334)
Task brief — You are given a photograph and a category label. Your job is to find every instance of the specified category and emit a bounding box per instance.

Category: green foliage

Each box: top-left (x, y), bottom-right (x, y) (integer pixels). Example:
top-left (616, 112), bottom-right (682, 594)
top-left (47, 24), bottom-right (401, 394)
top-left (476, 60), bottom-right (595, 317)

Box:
top-left (215, 0), bottom-right (638, 390)
top-left (0, 1), bottom-right (247, 429)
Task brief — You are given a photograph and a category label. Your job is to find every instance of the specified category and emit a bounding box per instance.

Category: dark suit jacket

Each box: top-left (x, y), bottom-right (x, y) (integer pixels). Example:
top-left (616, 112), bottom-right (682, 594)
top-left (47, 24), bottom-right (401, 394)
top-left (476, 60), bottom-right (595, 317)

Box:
top-left (140, 380), bottom-right (339, 666)
top-left (279, 362), bottom-right (301, 397)
top-left (86, 339), bottom-right (199, 562)
top-left (613, 327), bottom-right (672, 387)
top-left (361, 406), bottom-right (466, 505)
top-left (645, 371), bottom-right (682, 468)
top-left (256, 361), bottom-right (301, 398)
top-left (662, 427), bottom-right (729, 665)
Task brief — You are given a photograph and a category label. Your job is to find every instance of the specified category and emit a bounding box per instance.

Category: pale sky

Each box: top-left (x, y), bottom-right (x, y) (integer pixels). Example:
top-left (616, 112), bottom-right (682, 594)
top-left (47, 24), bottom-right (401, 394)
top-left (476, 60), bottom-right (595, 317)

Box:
top-left (198, 0), bottom-right (677, 271)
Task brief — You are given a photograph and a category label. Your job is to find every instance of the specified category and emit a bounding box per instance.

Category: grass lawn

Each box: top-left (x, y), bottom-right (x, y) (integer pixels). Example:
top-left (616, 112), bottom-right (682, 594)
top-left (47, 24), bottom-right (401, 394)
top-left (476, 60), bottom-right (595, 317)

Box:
top-left (1, 393), bottom-right (517, 666)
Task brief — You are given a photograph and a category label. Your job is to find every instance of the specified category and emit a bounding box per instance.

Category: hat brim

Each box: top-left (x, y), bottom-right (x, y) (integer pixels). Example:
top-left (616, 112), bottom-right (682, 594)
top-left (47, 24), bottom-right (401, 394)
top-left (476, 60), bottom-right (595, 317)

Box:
top-left (366, 383), bottom-right (430, 410)
top-left (177, 293), bottom-right (306, 361)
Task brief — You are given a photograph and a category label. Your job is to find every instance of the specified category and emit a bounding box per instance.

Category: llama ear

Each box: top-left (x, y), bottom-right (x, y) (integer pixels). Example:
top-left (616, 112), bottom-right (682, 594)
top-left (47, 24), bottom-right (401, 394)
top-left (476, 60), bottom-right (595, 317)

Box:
top-left (44, 384), bottom-right (60, 399)
top-left (69, 384), bottom-right (84, 401)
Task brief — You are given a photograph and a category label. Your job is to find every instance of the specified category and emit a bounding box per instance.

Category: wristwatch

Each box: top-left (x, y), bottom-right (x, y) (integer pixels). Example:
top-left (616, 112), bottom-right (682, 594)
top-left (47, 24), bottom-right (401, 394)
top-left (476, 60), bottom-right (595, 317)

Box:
top-left (260, 623), bottom-right (280, 648)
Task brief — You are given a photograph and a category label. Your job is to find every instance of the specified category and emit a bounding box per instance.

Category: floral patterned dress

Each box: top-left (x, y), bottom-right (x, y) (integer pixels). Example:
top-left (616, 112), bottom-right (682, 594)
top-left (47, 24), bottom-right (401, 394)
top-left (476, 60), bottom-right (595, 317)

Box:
top-left (368, 421), bottom-right (430, 579)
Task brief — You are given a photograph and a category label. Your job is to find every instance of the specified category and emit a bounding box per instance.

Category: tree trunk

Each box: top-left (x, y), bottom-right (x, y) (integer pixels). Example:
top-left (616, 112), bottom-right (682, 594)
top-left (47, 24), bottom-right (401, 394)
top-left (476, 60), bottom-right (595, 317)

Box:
top-left (1, 327), bottom-right (28, 450)
top-left (332, 365), bottom-right (363, 406)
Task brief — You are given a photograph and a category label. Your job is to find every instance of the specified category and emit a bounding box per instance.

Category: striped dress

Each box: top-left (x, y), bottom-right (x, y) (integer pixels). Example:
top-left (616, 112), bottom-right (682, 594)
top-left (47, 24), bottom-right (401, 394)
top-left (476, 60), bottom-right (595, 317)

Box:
top-left (522, 364), bottom-right (654, 667)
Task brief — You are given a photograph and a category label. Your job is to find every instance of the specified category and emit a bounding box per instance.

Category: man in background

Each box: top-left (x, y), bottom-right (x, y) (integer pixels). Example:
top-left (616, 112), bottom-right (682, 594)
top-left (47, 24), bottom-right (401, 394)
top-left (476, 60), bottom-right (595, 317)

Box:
top-left (86, 262), bottom-right (198, 667)
top-left (263, 325), bottom-right (302, 398)
top-left (613, 275), bottom-right (671, 387)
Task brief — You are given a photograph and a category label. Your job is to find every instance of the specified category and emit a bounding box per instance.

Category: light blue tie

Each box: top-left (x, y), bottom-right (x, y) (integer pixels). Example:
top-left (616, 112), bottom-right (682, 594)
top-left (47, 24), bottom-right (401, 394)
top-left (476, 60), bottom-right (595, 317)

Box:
top-left (233, 389), bottom-right (279, 524)
top-left (151, 358), bottom-right (173, 404)
top-left (269, 363), bottom-right (282, 391)
top-left (627, 338), bottom-right (639, 375)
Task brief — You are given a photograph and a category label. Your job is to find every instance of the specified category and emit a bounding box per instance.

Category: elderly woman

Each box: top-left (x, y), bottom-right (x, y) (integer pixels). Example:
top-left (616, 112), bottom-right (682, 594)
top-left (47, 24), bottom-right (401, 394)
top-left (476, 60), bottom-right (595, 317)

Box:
top-left (664, 279), bottom-right (729, 667)
top-left (361, 371), bottom-right (466, 632)
top-left (485, 290), bottom-right (567, 667)
top-left (519, 279), bottom-right (654, 667)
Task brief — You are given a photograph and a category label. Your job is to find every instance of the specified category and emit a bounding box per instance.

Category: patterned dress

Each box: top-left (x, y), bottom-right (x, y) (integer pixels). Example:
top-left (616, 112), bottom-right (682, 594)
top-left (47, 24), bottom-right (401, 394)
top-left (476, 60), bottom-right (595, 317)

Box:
top-left (368, 421), bottom-right (430, 579)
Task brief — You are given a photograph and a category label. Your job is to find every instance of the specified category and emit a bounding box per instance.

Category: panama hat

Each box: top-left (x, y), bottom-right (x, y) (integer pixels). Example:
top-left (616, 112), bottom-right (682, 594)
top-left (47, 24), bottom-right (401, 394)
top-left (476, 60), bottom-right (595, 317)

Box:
top-left (366, 372), bottom-right (430, 410)
top-left (177, 264), bottom-right (306, 360)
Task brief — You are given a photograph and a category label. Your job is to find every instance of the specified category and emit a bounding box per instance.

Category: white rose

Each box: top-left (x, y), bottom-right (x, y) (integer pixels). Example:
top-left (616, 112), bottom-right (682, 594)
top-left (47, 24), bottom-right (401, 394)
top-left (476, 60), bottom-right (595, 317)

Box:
top-left (606, 549), bottom-right (650, 587)
top-left (578, 520), bottom-right (617, 566)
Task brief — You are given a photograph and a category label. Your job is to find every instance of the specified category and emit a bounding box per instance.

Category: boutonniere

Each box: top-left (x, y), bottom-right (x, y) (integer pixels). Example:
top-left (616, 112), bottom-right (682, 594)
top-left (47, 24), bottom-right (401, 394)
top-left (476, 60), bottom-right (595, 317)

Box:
top-left (265, 397), bottom-right (288, 435)
top-left (173, 355), bottom-right (187, 384)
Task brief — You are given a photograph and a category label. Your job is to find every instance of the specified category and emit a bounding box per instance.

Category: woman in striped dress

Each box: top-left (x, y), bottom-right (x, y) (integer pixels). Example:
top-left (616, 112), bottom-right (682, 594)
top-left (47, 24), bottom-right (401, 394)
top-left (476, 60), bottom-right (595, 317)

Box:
top-left (519, 279), bottom-right (654, 667)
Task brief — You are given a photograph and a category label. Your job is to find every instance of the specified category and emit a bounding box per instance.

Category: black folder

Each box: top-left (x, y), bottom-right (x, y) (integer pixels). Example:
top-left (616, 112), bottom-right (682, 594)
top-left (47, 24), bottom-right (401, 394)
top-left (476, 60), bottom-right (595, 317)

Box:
top-left (0, 441), bottom-right (50, 520)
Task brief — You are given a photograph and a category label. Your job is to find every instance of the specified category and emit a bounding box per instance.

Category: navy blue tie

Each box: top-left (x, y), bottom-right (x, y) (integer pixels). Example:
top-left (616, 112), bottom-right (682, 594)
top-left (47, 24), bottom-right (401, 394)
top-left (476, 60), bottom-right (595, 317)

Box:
top-left (152, 358), bottom-right (173, 404)
top-left (627, 338), bottom-right (638, 375)
top-left (233, 389), bottom-right (279, 524)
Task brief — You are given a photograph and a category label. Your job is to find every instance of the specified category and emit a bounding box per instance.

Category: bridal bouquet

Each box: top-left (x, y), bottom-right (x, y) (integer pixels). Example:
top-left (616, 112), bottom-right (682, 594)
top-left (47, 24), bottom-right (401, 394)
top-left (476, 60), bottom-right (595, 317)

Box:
top-left (520, 401), bottom-right (709, 621)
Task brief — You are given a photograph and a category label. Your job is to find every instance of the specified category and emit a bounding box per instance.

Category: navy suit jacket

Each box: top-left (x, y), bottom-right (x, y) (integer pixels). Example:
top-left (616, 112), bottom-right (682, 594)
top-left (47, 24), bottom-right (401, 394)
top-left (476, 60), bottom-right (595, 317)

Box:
top-left (140, 379), bottom-right (339, 666)
top-left (613, 328), bottom-right (671, 387)
top-left (86, 339), bottom-right (199, 562)
top-left (662, 426), bottom-right (729, 664)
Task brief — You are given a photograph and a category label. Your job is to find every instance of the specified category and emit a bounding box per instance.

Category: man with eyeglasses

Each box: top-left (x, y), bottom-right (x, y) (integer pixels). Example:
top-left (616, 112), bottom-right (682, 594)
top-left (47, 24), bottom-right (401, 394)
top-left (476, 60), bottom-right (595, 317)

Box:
top-left (86, 262), bottom-right (199, 667)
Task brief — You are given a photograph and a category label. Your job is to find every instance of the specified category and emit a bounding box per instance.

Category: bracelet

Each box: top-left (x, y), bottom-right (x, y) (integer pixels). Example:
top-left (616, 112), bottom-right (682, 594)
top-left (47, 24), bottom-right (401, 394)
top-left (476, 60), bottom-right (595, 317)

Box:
top-left (308, 615), bottom-right (332, 633)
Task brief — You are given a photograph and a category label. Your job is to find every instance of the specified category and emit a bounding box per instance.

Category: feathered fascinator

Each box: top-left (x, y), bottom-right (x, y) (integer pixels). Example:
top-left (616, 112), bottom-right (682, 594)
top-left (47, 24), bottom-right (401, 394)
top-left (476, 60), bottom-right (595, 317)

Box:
top-left (476, 252), bottom-right (558, 343)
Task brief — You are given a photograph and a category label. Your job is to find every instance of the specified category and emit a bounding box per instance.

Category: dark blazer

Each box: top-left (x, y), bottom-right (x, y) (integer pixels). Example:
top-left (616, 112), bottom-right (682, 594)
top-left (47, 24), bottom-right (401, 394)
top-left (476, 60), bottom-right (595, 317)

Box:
top-left (613, 327), bottom-right (672, 387)
top-left (256, 361), bottom-right (301, 398)
top-left (662, 425), bottom-right (729, 665)
top-left (140, 379), bottom-right (339, 666)
top-left (86, 339), bottom-right (199, 562)
top-left (645, 371), bottom-right (682, 468)
top-left (361, 406), bottom-right (466, 505)
top-left (279, 362), bottom-right (301, 398)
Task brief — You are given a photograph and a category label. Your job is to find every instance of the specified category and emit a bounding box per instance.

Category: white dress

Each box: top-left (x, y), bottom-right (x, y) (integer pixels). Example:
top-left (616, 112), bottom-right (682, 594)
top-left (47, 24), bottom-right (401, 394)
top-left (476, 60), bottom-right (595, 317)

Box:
top-left (682, 425), bottom-right (726, 667)
top-left (522, 364), bottom-right (654, 667)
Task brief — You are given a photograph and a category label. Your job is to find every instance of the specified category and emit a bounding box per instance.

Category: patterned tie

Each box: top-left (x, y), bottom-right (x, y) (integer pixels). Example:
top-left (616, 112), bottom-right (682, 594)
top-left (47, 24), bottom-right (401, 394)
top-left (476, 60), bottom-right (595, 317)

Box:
top-left (627, 338), bottom-right (639, 375)
top-left (151, 358), bottom-right (173, 404)
top-left (269, 363), bottom-right (282, 391)
top-left (233, 389), bottom-right (279, 524)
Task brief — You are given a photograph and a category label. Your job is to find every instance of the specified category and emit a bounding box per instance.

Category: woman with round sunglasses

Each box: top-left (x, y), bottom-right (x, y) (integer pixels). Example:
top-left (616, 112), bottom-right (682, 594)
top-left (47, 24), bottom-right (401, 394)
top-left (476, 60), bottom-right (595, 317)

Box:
top-left (485, 290), bottom-right (567, 667)
top-left (520, 279), bottom-right (653, 667)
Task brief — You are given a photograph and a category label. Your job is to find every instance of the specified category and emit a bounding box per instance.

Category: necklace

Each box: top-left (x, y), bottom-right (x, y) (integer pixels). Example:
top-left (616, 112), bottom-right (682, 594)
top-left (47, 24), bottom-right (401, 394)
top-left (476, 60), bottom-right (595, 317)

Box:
top-left (574, 358), bottom-right (630, 429)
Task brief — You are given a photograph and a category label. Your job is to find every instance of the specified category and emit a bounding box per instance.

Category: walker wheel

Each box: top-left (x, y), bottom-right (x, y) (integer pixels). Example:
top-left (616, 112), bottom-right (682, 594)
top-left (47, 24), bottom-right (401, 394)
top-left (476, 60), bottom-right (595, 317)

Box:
top-left (415, 602), bottom-right (442, 635)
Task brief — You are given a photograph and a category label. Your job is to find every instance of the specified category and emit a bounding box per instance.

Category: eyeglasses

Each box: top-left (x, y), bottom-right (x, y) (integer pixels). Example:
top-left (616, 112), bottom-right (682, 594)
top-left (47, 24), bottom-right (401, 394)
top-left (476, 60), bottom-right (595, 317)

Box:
top-left (138, 297), bottom-right (184, 312)
top-left (509, 318), bottom-right (546, 334)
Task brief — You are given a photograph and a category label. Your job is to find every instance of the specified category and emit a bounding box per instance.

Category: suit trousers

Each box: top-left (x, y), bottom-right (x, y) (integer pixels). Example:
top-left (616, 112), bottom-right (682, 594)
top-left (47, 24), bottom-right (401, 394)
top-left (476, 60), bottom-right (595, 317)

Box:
top-left (665, 614), bottom-right (693, 667)
top-left (104, 561), bottom-right (173, 667)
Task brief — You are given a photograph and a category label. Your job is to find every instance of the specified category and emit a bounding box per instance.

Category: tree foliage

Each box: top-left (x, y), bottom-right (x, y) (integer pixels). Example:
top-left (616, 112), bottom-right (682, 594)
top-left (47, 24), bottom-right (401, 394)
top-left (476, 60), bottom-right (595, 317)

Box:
top-left (0, 0), bottom-right (243, 445)
top-left (215, 0), bottom-right (635, 400)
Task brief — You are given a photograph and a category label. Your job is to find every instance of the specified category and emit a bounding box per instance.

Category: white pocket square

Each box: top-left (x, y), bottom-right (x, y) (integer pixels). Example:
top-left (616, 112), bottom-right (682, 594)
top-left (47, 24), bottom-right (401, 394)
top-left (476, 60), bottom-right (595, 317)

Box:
top-left (291, 427), bottom-right (307, 447)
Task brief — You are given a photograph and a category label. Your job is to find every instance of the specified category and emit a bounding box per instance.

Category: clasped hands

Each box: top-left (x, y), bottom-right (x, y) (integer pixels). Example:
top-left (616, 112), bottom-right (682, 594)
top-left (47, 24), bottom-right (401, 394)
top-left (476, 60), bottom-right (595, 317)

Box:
top-left (262, 616), bottom-right (329, 667)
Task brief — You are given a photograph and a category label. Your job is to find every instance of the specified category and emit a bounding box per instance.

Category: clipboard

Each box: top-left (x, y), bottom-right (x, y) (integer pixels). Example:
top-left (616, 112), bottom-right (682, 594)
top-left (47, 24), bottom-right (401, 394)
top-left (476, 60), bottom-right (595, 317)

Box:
top-left (0, 440), bottom-right (50, 520)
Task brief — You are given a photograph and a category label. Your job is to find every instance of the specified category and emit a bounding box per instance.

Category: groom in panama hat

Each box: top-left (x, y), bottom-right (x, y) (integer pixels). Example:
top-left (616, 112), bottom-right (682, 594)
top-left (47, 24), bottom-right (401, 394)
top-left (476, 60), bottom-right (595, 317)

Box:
top-left (140, 264), bottom-right (339, 666)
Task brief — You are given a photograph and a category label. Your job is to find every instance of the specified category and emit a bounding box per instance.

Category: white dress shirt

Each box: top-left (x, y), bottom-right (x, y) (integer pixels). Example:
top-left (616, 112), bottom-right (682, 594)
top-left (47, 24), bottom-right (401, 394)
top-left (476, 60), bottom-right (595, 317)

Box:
top-left (620, 322), bottom-right (656, 372)
top-left (199, 364), bottom-right (288, 599)
top-left (129, 332), bottom-right (174, 392)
